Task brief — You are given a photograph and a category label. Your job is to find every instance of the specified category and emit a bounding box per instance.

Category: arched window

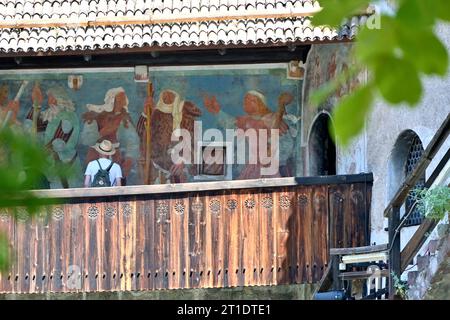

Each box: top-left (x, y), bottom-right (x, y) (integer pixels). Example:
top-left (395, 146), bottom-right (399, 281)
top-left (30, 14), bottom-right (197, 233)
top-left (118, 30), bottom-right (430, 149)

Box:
top-left (308, 113), bottom-right (336, 176)
top-left (404, 135), bottom-right (425, 226)
top-left (388, 130), bottom-right (425, 226)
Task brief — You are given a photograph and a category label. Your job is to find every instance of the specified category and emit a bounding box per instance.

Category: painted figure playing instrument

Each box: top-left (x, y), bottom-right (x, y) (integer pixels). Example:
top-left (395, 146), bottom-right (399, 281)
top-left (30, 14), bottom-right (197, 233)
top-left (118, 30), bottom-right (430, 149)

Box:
top-left (204, 90), bottom-right (297, 179)
top-left (25, 84), bottom-right (81, 188)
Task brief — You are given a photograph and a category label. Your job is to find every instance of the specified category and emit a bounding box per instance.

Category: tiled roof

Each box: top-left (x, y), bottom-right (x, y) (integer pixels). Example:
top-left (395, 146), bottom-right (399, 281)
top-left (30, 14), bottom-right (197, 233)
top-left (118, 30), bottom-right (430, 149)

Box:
top-left (1, 1), bottom-right (319, 20)
top-left (0, 1), bottom-right (369, 55)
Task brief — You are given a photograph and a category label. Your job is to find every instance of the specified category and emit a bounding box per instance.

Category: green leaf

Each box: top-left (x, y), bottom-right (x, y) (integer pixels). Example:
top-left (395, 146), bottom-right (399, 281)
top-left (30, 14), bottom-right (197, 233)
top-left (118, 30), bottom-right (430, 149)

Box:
top-left (355, 17), bottom-right (398, 67)
top-left (331, 85), bottom-right (374, 146)
top-left (413, 186), bottom-right (450, 220)
top-left (0, 234), bottom-right (10, 272)
top-left (398, 27), bottom-right (449, 76)
top-left (432, 0), bottom-right (450, 22)
top-left (374, 55), bottom-right (422, 105)
top-left (312, 0), bottom-right (371, 27)
top-left (397, 0), bottom-right (435, 27)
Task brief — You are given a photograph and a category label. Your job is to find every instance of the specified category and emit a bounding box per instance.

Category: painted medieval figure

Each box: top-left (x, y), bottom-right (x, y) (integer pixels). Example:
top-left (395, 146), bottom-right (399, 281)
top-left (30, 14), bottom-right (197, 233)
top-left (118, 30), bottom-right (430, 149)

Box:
top-left (81, 87), bottom-right (139, 185)
top-left (25, 84), bottom-right (82, 188)
top-left (0, 82), bottom-right (28, 129)
top-left (204, 90), bottom-right (297, 179)
top-left (137, 89), bottom-right (202, 184)
top-left (0, 85), bottom-right (15, 127)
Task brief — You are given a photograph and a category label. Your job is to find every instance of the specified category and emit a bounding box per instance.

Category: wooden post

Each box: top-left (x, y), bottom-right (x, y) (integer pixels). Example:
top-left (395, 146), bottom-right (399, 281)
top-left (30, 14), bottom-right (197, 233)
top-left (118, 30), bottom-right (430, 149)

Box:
top-left (331, 255), bottom-right (340, 291)
top-left (31, 81), bottom-right (42, 136)
top-left (1, 80), bottom-right (28, 130)
top-left (144, 82), bottom-right (154, 185)
top-left (388, 205), bottom-right (401, 299)
top-left (32, 101), bottom-right (40, 135)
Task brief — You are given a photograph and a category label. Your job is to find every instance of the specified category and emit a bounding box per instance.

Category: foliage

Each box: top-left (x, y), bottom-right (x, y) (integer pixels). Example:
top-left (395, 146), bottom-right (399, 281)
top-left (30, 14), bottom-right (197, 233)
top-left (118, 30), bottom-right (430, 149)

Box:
top-left (0, 234), bottom-right (9, 272)
top-left (312, 0), bottom-right (450, 146)
top-left (411, 186), bottom-right (450, 221)
top-left (391, 272), bottom-right (409, 299)
top-left (0, 127), bottom-right (68, 211)
top-left (0, 127), bottom-right (71, 271)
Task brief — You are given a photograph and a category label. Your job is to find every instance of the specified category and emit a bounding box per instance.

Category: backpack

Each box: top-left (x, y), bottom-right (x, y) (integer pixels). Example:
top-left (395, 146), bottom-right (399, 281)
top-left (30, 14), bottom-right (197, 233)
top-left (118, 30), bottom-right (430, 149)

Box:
top-left (92, 160), bottom-right (114, 187)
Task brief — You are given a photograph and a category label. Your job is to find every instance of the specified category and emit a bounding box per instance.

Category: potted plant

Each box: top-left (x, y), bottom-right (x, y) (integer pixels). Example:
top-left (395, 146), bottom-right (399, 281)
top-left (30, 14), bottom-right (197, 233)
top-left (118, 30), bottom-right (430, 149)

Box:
top-left (412, 186), bottom-right (449, 221)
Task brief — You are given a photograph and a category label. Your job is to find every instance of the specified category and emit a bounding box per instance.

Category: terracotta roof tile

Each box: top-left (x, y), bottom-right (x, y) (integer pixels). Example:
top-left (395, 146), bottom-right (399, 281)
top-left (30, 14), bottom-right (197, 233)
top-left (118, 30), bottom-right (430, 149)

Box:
top-left (0, 0), bottom-right (366, 54)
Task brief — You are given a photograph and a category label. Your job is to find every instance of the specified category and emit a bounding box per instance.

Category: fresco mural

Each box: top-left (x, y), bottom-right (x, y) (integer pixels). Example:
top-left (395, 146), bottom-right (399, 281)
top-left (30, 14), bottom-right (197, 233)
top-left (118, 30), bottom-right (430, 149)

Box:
top-left (302, 43), bottom-right (366, 145)
top-left (0, 65), bottom-right (302, 188)
top-left (301, 43), bottom-right (368, 175)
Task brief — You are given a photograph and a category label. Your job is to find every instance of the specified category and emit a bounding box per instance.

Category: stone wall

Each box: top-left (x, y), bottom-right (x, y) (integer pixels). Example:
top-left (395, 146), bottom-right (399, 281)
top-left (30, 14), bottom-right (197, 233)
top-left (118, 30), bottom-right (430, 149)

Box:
top-left (409, 223), bottom-right (450, 300)
top-left (0, 284), bottom-right (315, 300)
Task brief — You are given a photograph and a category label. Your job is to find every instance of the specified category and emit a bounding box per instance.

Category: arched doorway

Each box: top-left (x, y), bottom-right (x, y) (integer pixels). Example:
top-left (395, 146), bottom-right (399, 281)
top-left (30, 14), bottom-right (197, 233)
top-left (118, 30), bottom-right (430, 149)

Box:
top-left (308, 113), bottom-right (336, 176)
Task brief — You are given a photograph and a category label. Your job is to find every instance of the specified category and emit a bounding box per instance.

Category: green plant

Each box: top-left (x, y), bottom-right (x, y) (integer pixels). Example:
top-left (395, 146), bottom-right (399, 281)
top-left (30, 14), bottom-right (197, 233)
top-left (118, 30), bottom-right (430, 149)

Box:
top-left (411, 186), bottom-right (450, 221)
top-left (0, 127), bottom-right (72, 272)
top-left (311, 0), bottom-right (450, 146)
top-left (0, 234), bottom-right (9, 272)
top-left (391, 272), bottom-right (409, 299)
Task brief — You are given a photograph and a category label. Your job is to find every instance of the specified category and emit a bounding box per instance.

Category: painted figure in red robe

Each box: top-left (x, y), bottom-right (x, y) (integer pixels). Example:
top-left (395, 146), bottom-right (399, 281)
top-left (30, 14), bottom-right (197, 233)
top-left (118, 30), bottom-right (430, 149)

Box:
top-left (137, 89), bottom-right (202, 184)
top-left (81, 87), bottom-right (139, 182)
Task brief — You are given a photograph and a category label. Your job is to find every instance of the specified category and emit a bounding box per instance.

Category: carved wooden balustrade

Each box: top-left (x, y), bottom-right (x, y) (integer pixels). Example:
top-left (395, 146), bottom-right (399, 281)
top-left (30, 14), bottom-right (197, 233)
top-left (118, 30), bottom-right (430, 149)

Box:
top-left (0, 174), bottom-right (372, 294)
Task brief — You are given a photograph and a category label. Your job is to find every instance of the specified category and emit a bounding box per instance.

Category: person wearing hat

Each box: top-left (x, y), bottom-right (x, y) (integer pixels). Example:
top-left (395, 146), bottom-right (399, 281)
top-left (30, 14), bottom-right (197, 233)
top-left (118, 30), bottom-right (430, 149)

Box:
top-left (84, 139), bottom-right (123, 187)
top-left (81, 87), bottom-right (139, 182)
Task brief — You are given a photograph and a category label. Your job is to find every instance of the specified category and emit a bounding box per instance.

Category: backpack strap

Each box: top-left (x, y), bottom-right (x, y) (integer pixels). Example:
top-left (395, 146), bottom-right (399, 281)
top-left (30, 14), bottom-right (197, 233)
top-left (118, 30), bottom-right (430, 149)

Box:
top-left (106, 160), bottom-right (114, 172)
top-left (96, 159), bottom-right (103, 170)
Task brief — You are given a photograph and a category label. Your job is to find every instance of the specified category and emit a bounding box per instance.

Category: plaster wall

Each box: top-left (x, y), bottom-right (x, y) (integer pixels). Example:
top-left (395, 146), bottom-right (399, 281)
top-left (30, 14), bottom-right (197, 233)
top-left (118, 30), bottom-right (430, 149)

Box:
top-left (363, 23), bottom-right (450, 245)
top-left (303, 24), bottom-right (450, 247)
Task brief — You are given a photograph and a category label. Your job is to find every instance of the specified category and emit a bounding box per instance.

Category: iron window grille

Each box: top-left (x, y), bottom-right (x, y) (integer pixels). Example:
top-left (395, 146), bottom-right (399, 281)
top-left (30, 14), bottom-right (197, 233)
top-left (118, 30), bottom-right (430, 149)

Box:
top-left (404, 136), bottom-right (425, 227)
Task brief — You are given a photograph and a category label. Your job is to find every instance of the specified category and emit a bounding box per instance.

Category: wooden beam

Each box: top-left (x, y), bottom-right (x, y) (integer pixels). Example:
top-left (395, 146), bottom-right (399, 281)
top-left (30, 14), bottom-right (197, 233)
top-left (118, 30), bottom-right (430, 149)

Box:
top-left (28, 173), bottom-right (373, 200)
top-left (144, 82), bottom-right (153, 185)
top-left (388, 206), bottom-right (401, 299)
top-left (425, 147), bottom-right (450, 188)
top-left (312, 262), bottom-right (333, 297)
top-left (339, 269), bottom-right (390, 280)
top-left (396, 148), bottom-right (450, 230)
top-left (400, 219), bottom-right (438, 272)
top-left (331, 255), bottom-right (341, 291)
top-left (0, 10), bottom-right (324, 30)
top-left (341, 252), bottom-right (388, 264)
top-left (330, 244), bottom-right (389, 256)
top-left (396, 144), bottom-right (450, 271)
top-left (0, 44), bottom-right (311, 67)
top-left (384, 113), bottom-right (450, 217)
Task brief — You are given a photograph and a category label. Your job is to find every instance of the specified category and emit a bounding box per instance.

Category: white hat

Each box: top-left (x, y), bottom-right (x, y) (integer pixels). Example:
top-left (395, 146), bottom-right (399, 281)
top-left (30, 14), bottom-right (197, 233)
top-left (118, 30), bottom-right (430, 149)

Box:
top-left (91, 139), bottom-right (120, 156)
top-left (86, 87), bottom-right (128, 113)
top-left (247, 90), bottom-right (267, 106)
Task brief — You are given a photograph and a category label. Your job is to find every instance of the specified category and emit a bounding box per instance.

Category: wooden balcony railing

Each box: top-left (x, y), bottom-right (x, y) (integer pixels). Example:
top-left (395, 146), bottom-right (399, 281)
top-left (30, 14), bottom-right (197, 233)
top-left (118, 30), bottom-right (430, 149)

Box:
top-left (313, 114), bottom-right (450, 300)
top-left (386, 113), bottom-right (450, 298)
top-left (0, 173), bottom-right (372, 294)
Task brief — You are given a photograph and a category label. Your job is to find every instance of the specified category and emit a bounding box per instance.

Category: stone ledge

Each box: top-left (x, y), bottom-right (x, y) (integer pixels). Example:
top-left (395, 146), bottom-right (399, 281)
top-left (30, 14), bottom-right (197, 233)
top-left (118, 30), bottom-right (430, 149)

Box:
top-left (0, 284), bottom-right (316, 300)
top-left (408, 233), bottom-right (450, 300)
